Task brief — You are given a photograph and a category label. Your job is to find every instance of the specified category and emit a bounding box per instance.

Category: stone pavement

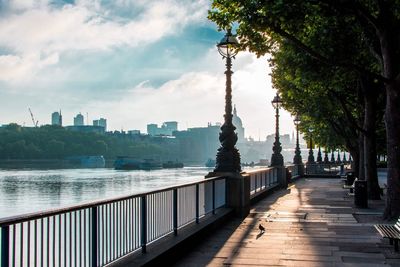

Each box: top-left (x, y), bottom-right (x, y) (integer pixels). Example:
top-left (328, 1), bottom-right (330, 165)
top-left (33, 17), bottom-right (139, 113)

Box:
top-left (173, 178), bottom-right (400, 266)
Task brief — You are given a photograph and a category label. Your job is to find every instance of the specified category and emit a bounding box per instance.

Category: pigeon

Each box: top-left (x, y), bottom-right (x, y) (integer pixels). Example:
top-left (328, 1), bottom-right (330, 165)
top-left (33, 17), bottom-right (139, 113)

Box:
top-left (258, 223), bottom-right (265, 233)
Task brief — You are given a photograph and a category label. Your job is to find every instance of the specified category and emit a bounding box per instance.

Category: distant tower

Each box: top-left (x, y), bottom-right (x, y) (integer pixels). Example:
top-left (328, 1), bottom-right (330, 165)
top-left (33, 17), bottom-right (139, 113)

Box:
top-left (51, 111), bottom-right (61, 126)
top-left (232, 105), bottom-right (245, 143)
top-left (59, 110), bottom-right (62, 126)
top-left (74, 113), bottom-right (84, 126)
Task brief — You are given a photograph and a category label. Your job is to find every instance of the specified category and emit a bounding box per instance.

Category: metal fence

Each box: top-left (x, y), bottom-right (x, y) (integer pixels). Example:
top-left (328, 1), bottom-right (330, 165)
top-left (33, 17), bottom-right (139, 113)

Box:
top-left (247, 168), bottom-right (279, 197)
top-left (0, 176), bottom-right (226, 267)
top-left (286, 164), bottom-right (302, 178)
top-left (304, 163), bottom-right (342, 175)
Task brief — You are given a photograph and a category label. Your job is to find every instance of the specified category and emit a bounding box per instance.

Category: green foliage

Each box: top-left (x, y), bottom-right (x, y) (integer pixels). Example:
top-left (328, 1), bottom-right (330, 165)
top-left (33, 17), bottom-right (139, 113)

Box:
top-left (208, 0), bottom-right (387, 153)
top-left (0, 125), bottom-right (168, 160)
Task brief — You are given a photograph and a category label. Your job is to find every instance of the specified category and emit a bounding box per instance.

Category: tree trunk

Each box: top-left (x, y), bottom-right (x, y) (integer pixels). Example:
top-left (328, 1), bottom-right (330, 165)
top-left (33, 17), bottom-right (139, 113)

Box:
top-left (377, 7), bottom-right (400, 219)
top-left (348, 147), bottom-right (359, 177)
top-left (383, 83), bottom-right (400, 219)
top-left (363, 87), bottom-right (381, 200)
top-left (358, 133), bottom-right (365, 180)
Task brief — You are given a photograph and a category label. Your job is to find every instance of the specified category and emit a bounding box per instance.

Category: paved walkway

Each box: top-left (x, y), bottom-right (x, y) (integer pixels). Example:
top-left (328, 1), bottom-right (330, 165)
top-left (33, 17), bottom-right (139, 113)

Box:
top-left (174, 178), bottom-right (400, 266)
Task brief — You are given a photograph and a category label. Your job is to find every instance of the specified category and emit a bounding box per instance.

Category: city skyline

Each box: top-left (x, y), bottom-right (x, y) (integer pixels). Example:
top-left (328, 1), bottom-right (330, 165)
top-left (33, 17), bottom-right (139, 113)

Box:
top-left (0, 0), bottom-right (296, 139)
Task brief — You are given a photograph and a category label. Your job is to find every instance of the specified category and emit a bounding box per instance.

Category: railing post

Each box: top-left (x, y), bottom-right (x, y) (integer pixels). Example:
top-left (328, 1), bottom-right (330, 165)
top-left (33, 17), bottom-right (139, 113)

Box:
top-left (264, 172), bottom-right (267, 189)
top-left (226, 173), bottom-right (250, 218)
top-left (195, 184), bottom-right (199, 224)
top-left (1, 226), bottom-right (9, 267)
top-left (91, 207), bottom-right (98, 267)
top-left (173, 189), bottom-right (178, 235)
top-left (141, 196), bottom-right (147, 253)
top-left (212, 180), bottom-right (215, 215)
top-left (254, 174), bottom-right (257, 192)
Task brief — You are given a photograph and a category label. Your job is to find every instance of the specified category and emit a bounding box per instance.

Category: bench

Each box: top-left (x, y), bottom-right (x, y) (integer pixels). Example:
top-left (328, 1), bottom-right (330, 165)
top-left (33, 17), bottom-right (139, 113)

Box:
top-left (374, 218), bottom-right (400, 251)
top-left (343, 178), bottom-right (357, 194)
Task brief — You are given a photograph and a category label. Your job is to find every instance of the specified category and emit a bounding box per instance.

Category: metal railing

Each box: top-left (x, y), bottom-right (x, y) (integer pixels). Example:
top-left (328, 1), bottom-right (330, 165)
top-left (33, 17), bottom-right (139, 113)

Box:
top-left (286, 164), bottom-right (303, 178)
top-left (247, 168), bottom-right (279, 197)
top-left (0, 176), bottom-right (226, 267)
top-left (304, 163), bottom-right (343, 175)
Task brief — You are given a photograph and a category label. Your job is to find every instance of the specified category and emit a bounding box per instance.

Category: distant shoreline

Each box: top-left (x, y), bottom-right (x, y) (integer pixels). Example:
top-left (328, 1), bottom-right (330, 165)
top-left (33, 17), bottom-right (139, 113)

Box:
top-left (0, 159), bottom-right (115, 169)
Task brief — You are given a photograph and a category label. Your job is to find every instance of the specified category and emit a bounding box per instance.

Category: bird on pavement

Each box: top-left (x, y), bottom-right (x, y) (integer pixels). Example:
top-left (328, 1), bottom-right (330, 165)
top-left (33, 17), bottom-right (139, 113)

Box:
top-left (258, 223), bottom-right (265, 233)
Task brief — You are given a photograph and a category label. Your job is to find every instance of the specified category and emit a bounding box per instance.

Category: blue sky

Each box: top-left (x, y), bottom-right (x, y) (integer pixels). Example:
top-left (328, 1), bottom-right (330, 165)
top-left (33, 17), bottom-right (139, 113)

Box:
top-left (0, 0), bottom-right (295, 139)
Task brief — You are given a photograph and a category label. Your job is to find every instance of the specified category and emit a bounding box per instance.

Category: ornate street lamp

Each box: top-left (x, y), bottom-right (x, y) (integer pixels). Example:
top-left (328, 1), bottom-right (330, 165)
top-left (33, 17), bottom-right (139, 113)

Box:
top-left (270, 93), bottom-right (284, 166)
top-left (330, 151), bottom-right (335, 163)
top-left (337, 150), bottom-right (341, 163)
top-left (317, 146), bottom-right (323, 163)
top-left (213, 29), bottom-right (241, 173)
top-left (293, 114), bottom-right (302, 165)
top-left (324, 149), bottom-right (329, 163)
top-left (307, 127), bottom-right (315, 163)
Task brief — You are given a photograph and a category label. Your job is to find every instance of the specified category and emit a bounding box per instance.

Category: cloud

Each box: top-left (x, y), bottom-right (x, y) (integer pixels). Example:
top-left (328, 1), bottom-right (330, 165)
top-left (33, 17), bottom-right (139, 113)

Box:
top-left (0, 0), bottom-right (208, 82)
top-left (82, 52), bottom-right (295, 137)
top-left (0, 52), bottom-right (59, 82)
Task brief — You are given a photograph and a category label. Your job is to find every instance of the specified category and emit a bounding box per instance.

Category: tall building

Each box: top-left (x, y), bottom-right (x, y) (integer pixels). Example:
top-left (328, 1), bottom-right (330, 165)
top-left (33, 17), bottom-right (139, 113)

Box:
top-left (93, 118), bottom-right (107, 131)
top-left (147, 124), bottom-right (158, 136)
top-left (51, 111), bottom-right (62, 126)
top-left (163, 121), bottom-right (178, 134)
top-left (232, 105), bottom-right (245, 143)
top-left (74, 113), bottom-right (84, 126)
top-left (147, 121), bottom-right (178, 136)
top-left (173, 124), bottom-right (220, 163)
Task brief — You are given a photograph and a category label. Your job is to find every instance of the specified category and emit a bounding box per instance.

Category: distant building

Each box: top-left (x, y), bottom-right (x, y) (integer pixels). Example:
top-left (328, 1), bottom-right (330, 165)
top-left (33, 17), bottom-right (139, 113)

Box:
top-left (51, 111), bottom-right (62, 126)
top-left (74, 113), bottom-right (84, 126)
top-left (93, 118), bottom-right (107, 131)
top-left (147, 121), bottom-right (178, 136)
top-left (232, 105), bottom-right (245, 143)
top-left (147, 124), bottom-right (158, 136)
top-left (65, 125), bottom-right (105, 134)
top-left (128, 130), bottom-right (141, 135)
top-left (173, 124), bottom-right (220, 163)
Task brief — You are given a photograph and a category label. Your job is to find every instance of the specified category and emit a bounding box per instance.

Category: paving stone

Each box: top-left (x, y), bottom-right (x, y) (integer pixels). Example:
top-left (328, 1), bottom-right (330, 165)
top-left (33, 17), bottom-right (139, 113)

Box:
top-left (172, 178), bottom-right (393, 267)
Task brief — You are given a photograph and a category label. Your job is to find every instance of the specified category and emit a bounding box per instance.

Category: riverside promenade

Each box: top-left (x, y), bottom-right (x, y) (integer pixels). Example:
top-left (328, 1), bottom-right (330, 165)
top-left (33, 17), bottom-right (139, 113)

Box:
top-left (174, 178), bottom-right (400, 266)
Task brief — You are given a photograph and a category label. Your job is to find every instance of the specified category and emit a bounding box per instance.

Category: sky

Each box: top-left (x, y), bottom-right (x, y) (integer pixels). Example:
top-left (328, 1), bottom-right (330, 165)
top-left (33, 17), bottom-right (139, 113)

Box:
top-left (0, 0), bottom-right (296, 139)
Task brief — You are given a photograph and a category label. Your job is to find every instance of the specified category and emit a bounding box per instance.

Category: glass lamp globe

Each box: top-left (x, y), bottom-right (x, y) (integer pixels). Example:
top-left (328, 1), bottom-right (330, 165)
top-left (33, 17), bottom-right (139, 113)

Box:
top-left (293, 114), bottom-right (301, 126)
top-left (217, 28), bottom-right (239, 58)
top-left (271, 93), bottom-right (283, 109)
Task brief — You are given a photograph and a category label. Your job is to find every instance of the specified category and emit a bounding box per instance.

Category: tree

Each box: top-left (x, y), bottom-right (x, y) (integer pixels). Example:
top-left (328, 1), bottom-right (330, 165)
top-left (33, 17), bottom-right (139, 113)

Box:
top-left (209, 0), bottom-right (398, 215)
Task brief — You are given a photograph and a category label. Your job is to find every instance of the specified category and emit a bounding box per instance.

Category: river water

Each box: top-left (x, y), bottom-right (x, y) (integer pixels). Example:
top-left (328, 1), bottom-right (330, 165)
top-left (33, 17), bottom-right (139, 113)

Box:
top-left (0, 167), bottom-right (215, 218)
top-left (0, 166), bottom-right (387, 219)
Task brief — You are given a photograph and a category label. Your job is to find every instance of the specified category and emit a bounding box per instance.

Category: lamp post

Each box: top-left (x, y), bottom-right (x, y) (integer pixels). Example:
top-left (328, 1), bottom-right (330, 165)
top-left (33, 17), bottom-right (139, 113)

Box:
top-left (270, 93), bottom-right (284, 166)
top-left (330, 150), bottom-right (335, 163)
top-left (324, 149), bottom-right (329, 163)
top-left (293, 114), bottom-right (302, 165)
top-left (337, 150), bottom-right (341, 164)
top-left (307, 128), bottom-right (315, 163)
top-left (213, 29), bottom-right (241, 173)
top-left (317, 146), bottom-right (323, 163)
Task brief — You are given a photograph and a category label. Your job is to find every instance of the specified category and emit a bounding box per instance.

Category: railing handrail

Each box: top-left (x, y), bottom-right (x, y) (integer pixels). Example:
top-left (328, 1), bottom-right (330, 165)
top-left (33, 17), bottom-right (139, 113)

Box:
top-left (242, 167), bottom-right (274, 174)
top-left (0, 175), bottom-right (226, 227)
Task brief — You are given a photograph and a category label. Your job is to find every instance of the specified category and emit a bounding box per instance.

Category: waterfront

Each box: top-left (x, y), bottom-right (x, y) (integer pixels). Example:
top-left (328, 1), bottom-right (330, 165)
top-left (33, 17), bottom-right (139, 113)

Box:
top-left (0, 167), bottom-right (214, 218)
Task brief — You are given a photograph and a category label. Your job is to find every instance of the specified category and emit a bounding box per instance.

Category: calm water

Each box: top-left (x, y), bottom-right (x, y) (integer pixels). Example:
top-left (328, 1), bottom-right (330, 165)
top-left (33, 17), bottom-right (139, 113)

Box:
top-left (0, 167), bottom-right (214, 218)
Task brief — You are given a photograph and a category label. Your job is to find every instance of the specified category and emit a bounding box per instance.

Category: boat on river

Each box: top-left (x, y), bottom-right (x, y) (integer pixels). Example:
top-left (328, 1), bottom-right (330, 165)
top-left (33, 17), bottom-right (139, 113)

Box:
top-left (65, 155), bottom-right (105, 168)
top-left (162, 161), bottom-right (184, 169)
top-left (114, 157), bottom-right (162, 170)
top-left (205, 158), bottom-right (216, 168)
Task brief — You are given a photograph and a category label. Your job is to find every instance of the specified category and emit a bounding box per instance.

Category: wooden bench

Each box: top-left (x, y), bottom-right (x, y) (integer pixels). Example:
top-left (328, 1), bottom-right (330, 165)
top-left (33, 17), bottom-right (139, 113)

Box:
top-left (374, 218), bottom-right (400, 251)
top-left (343, 178), bottom-right (357, 194)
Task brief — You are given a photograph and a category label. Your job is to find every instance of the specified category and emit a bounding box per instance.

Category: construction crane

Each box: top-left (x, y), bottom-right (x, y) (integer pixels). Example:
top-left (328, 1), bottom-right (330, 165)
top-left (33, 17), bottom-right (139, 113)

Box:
top-left (28, 108), bottom-right (38, 127)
